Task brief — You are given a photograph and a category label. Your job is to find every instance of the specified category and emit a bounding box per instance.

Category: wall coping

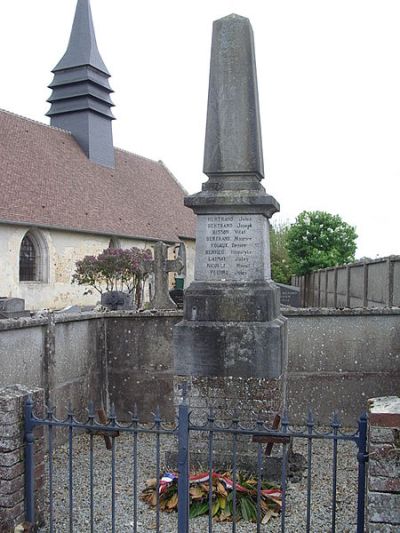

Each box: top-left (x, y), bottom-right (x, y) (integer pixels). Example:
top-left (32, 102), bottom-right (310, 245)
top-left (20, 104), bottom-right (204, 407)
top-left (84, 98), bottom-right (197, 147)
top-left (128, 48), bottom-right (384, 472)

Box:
top-left (368, 396), bottom-right (400, 428)
top-left (0, 306), bottom-right (399, 331)
top-left (0, 309), bottom-right (184, 331)
top-left (282, 306), bottom-right (400, 317)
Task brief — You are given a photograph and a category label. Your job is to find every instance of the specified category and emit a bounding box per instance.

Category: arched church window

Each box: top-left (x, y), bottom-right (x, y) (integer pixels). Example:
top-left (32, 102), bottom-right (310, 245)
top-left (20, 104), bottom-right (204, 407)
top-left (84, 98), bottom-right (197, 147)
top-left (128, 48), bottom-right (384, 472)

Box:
top-left (19, 230), bottom-right (49, 283)
top-left (109, 237), bottom-right (121, 249)
top-left (19, 234), bottom-right (37, 281)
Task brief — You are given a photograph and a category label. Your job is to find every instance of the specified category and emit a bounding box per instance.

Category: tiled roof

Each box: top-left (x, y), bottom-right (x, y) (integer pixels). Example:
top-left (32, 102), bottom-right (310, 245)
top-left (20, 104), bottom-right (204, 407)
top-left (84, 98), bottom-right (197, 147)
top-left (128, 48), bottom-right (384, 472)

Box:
top-left (0, 109), bottom-right (196, 242)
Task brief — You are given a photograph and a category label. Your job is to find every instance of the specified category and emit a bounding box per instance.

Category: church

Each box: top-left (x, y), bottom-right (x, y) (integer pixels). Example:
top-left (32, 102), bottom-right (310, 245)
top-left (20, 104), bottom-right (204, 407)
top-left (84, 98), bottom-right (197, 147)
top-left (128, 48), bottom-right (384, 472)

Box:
top-left (0, 0), bottom-right (196, 311)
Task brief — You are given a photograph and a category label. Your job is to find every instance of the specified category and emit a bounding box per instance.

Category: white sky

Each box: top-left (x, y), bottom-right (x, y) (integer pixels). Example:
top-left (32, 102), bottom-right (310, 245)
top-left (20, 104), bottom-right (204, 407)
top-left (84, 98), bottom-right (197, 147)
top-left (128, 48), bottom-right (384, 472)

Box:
top-left (1, 0), bottom-right (399, 258)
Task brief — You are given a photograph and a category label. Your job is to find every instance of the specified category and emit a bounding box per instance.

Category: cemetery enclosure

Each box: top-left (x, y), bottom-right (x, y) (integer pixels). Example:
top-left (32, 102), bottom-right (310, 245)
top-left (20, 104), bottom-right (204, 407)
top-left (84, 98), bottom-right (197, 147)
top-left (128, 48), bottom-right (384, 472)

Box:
top-left (0, 308), bottom-right (399, 424)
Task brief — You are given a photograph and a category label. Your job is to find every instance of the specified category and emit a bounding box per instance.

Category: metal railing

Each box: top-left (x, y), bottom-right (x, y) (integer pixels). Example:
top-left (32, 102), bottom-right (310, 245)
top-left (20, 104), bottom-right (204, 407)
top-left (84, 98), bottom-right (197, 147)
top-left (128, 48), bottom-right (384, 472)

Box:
top-left (24, 394), bottom-right (368, 533)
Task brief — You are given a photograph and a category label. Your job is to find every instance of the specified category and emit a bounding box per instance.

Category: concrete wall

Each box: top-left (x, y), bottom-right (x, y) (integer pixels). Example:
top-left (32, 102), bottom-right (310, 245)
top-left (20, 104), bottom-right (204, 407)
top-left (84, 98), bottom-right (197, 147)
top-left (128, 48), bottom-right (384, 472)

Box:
top-left (0, 308), bottom-right (399, 426)
top-left (0, 313), bottom-right (103, 417)
top-left (285, 308), bottom-right (400, 424)
top-left (293, 255), bottom-right (400, 308)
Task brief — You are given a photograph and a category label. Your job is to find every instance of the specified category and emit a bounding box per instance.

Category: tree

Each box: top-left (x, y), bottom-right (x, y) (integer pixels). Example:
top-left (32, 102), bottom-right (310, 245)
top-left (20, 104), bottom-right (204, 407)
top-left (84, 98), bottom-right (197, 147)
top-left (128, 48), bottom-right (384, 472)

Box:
top-left (287, 211), bottom-right (357, 275)
top-left (270, 221), bottom-right (294, 284)
top-left (72, 247), bottom-right (152, 305)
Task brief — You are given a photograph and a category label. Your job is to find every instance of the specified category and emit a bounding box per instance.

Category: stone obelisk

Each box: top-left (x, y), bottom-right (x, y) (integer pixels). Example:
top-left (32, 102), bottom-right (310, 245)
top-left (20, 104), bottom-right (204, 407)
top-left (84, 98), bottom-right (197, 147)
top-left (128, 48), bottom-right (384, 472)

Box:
top-left (174, 14), bottom-right (287, 420)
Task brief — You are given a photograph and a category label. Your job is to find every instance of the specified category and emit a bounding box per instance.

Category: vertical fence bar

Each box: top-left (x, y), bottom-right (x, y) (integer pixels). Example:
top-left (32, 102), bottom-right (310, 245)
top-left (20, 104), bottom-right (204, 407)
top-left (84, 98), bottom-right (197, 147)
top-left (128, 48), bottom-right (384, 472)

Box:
top-left (88, 402), bottom-right (95, 533)
top-left (132, 405), bottom-right (138, 533)
top-left (331, 413), bottom-right (339, 533)
top-left (356, 413), bottom-right (368, 533)
top-left (177, 400), bottom-right (190, 533)
top-left (68, 404), bottom-right (74, 533)
top-left (280, 411), bottom-right (289, 533)
top-left (207, 408), bottom-right (214, 533)
top-left (111, 436), bottom-right (116, 533)
top-left (232, 412), bottom-right (239, 533)
top-left (89, 433), bottom-right (94, 533)
top-left (110, 404), bottom-right (117, 533)
top-left (24, 396), bottom-right (35, 526)
top-left (48, 408), bottom-right (54, 533)
top-left (306, 409), bottom-right (314, 533)
top-left (256, 417), bottom-right (263, 533)
top-left (155, 407), bottom-right (161, 533)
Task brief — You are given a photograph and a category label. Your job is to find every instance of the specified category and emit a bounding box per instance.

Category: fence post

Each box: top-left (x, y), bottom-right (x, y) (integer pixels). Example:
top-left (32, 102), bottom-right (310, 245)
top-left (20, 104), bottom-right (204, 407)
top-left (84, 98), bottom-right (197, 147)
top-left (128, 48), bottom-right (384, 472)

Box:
top-left (387, 257), bottom-right (394, 307)
top-left (363, 261), bottom-right (369, 307)
top-left (24, 396), bottom-right (35, 525)
top-left (356, 412), bottom-right (368, 533)
top-left (333, 267), bottom-right (338, 308)
top-left (346, 265), bottom-right (351, 308)
top-left (177, 391), bottom-right (190, 533)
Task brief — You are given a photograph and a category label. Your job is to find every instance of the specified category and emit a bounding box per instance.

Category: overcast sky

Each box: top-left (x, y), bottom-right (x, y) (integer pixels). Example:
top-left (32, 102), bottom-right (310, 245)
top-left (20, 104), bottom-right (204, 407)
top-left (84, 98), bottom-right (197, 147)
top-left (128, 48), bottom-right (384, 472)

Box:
top-left (1, 1), bottom-right (399, 258)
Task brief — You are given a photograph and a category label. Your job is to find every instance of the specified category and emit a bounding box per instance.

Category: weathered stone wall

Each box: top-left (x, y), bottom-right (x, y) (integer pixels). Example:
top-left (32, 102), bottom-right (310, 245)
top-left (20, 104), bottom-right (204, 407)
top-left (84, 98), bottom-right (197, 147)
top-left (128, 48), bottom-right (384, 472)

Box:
top-left (367, 396), bottom-right (400, 532)
top-left (106, 312), bottom-right (181, 421)
top-left (0, 313), bottom-right (103, 417)
top-left (0, 308), bottom-right (399, 426)
top-left (0, 385), bottom-right (45, 532)
top-left (293, 255), bottom-right (400, 308)
top-left (0, 223), bottom-right (194, 311)
top-left (286, 308), bottom-right (400, 425)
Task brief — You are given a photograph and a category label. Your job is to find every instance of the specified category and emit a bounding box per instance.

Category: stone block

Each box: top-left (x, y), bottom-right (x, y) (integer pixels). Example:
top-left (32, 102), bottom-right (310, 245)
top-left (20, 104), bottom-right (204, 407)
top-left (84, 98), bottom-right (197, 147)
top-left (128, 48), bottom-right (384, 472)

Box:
top-left (174, 319), bottom-right (286, 379)
top-left (368, 396), bottom-right (400, 428)
top-left (368, 492), bottom-right (400, 524)
top-left (276, 283), bottom-right (300, 307)
top-left (101, 291), bottom-right (135, 311)
top-left (0, 474), bottom-right (24, 496)
top-left (369, 524), bottom-right (399, 533)
top-left (368, 445), bottom-right (400, 478)
top-left (370, 428), bottom-right (397, 444)
top-left (0, 460), bottom-right (24, 481)
top-left (0, 501), bottom-right (24, 530)
top-left (369, 475), bottom-right (400, 492)
top-left (0, 298), bottom-right (25, 313)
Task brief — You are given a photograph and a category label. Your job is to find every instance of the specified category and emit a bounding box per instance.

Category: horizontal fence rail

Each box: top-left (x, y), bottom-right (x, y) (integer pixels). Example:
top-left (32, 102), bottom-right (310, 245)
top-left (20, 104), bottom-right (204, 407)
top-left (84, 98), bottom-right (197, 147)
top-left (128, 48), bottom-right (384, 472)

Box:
top-left (24, 394), bottom-right (368, 532)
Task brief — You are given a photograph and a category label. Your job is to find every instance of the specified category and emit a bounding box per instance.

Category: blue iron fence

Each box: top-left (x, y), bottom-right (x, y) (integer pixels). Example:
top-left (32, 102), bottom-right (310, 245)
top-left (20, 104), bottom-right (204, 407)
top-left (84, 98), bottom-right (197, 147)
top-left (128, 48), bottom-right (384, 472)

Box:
top-left (24, 394), bottom-right (368, 533)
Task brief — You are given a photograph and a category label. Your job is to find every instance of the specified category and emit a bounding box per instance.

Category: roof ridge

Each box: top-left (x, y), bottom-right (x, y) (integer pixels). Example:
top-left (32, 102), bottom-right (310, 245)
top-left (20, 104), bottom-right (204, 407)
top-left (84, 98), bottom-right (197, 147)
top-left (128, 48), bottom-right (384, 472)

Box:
top-left (114, 146), bottom-right (164, 165)
top-left (158, 160), bottom-right (189, 195)
top-left (0, 108), bottom-right (73, 135)
top-left (0, 108), bottom-right (173, 170)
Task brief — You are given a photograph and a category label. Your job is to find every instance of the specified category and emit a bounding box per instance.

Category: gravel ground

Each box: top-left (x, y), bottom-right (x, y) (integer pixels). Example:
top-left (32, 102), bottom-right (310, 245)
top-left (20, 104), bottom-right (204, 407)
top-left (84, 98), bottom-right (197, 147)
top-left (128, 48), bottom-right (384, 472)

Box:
top-left (38, 428), bottom-right (359, 532)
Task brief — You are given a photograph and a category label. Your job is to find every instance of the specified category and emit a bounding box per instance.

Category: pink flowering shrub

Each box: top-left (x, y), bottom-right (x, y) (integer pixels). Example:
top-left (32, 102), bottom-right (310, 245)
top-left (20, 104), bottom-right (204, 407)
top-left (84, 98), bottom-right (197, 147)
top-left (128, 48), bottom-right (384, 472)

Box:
top-left (72, 247), bottom-right (153, 305)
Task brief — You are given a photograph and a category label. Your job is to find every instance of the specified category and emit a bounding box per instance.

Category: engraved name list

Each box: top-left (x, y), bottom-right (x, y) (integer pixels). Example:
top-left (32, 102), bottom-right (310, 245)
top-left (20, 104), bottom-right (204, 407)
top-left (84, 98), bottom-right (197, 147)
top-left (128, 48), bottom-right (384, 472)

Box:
top-left (195, 214), bottom-right (268, 282)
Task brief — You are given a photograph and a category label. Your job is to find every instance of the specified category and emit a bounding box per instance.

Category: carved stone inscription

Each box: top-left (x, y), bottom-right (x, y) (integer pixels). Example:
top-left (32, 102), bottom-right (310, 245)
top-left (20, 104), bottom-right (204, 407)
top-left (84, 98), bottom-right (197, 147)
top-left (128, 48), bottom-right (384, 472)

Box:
top-left (195, 214), bottom-right (269, 282)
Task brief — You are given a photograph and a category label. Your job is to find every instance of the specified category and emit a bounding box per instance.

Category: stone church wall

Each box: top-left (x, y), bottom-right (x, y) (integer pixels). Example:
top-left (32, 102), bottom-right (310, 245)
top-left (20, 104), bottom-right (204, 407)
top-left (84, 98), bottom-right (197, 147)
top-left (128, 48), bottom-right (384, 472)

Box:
top-left (0, 223), bottom-right (195, 310)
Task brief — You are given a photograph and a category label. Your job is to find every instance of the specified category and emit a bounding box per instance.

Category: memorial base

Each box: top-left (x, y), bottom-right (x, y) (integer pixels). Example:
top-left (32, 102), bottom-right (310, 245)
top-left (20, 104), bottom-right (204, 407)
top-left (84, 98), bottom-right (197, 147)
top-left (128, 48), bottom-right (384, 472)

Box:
top-left (174, 318), bottom-right (287, 379)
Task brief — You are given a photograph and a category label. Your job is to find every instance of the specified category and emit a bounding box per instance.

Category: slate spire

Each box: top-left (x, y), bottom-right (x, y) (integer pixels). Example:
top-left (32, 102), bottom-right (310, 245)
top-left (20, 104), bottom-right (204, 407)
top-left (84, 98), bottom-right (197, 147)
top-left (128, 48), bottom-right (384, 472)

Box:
top-left (47, 0), bottom-right (115, 168)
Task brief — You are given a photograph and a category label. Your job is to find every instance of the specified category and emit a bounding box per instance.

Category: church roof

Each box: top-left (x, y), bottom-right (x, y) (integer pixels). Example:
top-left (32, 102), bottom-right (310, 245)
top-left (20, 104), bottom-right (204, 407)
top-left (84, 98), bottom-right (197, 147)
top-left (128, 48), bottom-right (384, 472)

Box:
top-left (0, 109), bottom-right (196, 242)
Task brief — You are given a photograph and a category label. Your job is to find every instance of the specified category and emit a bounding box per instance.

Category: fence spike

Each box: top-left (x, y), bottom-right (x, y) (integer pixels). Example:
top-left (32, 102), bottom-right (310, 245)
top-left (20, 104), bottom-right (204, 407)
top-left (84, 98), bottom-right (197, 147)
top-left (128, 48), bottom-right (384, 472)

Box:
top-left (154, 405), bottom-right (161, 424)
top-left (331, 410), bottom-right (340, 429)
top-left (281, 409), bottom-right (289, 430)
top-left (306, 407), bottom-right (314, 427)
top-left (88, 401), bottom-right (95, 418)
top-left (232, 408), bottom-right (239, 425)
